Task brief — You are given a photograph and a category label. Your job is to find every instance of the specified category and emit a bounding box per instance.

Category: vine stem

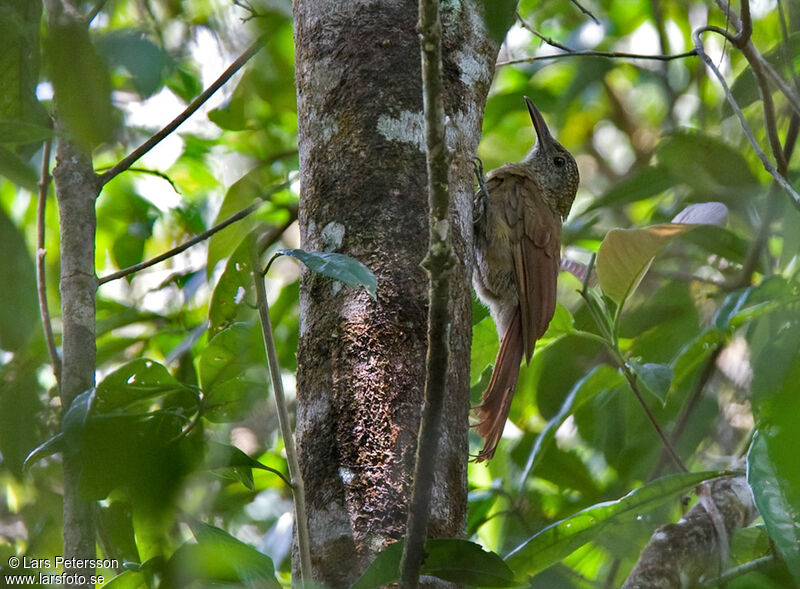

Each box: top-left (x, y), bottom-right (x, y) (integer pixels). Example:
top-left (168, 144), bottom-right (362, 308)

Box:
top-left (252, 239), bottom-right (312, 584)
top-left (35, 138), bottom-right (61, 383)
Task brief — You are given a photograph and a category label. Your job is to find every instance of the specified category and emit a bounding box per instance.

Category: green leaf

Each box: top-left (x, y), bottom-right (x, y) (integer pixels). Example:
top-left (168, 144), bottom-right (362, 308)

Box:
top-left (62, 388), bottom-right (96, 445)
top-left (198, 322), bottom-right (267, 422)
top-left (166, 521), bottom-right (281, 588)
top-left (519, 365), bottom-right (624, 487)
top-left (95, 30), bottom-right (170, 97)
top-left (629, 362), bottom-right (673, 405)
top-left (0, 120), bottom-right (53, 144)
top-left (422, 539), bottom-right (516, 587)
top-left (23, 432), bottom-right (64, 470)
top-left (206, 441), bottom-right (289, 489)
top-left (45, 18), bottom-right (116, 147)
top-left (0, 145), bottom-right (38, 191)
top-left (475, 0), bottom-right (517, 45)
top-left (276, 249), bottom-right (377, 299)
top-left (101, 570), bottom-right (148, 589)
top-left (0, 207), bottom-right (38, 350)
top-left (506, 471), bottom-right (725, 577)
top-left (351, 539), bottom-right (516, 588)
top-left (748, 427), bottom-right (800, 585)
top-left (656, 132), bottom-right (759, 195)
top-left (597, 202), bottom-right (727, 303)
top-left (206, 167), bottom-right (283, 277)
top-left (596, 223), bottom-right (691, 303)
top-left (585, 165), bottom-right (676, 212)
top-left (209, 233), bottom-right (255, 338)
top-left (670, 328), bottom-right (727, 393)
top-left (351, 541), bottom-right (403, 589)
top-left (748, 318), bottom-right (800, 584)
top-left (95, 358), bottom-right (188, 413)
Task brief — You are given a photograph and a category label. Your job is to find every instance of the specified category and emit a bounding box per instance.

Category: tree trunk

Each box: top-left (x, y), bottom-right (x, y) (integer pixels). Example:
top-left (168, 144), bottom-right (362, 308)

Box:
top-left (53, 139), bottom-right (100, 586)
top-left (293, 1), bottom-right (499, 584)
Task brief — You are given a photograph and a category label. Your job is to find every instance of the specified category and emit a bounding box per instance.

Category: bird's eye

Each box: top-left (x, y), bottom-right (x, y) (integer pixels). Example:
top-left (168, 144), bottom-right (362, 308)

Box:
top-left (553, 156), bottom-right (566, 168)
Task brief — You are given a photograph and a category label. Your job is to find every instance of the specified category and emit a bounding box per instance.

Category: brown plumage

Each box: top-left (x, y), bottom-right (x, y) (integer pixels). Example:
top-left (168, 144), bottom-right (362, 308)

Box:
top-left (472, 97), bottom-right (579, 461)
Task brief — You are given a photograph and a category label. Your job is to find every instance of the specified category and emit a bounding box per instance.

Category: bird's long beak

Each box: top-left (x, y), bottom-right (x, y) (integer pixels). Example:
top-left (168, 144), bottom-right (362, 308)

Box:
top-left (524, 96), bottom-right (553, 147)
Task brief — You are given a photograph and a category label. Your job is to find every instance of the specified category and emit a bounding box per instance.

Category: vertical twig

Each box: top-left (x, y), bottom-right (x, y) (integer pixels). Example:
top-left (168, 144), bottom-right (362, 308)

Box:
top-left (252, 240), bottom-right (312, 584)
top-left (35, 139), bottom-right (61, 383)
top-left (399, 0), bottom-right (453, 585)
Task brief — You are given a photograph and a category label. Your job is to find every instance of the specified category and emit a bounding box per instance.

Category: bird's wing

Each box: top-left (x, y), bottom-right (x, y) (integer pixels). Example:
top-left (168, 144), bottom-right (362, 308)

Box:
top-left (505, 175), bottom-right (561, 362)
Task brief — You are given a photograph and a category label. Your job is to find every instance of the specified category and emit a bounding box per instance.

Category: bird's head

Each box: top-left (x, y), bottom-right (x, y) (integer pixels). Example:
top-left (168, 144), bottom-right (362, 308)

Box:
top-left (522, 96), bottom-right (579, 219)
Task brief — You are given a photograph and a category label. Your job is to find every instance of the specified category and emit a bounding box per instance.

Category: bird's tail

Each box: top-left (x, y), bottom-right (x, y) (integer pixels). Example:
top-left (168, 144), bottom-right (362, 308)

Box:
top-left (475, 310), bottom-right (524, 462)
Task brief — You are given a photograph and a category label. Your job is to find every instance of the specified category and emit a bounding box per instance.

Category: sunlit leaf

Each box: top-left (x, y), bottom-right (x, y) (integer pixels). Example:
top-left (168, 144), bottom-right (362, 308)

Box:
top-left (596, 223), bottom-right (690, 303)
top-left (506, 471), bottom-right (726, 577)
top-left (276, 249), bottom-right (377, 300)
top-left (597, 202), bottom-right (726, 303)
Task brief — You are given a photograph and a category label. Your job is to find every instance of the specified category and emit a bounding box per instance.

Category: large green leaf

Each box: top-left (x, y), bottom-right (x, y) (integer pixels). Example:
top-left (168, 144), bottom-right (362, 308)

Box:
top-left (95, 358), bottom-right (189, 413)
top-left (95, 30), bottom-right (170, 97)
top-left (597, 202), bottom-right (727, 303)
top-left (748, 427), bottom-right (800, 585)
top-left (506, 471), bottom-right (724, 577)
top-left (351, 539), bottom-right (516, 588)
top-left (585, 165), bottom-right (676, 212)
top-left (198, 322), bottom-right (267, 422)
top-left (165, 522), bottom-right (281, 588)
top-left (748, 317), bottom-right (800, 584)
top-left (596, 223), bottom-right (691, 303)
top-left (209, 233), bottom-right (255, 338)
top-left (0, 207), bottom-right (38, 350)
top-left (45, 18), bottom-right (116, 147)
top-left (655, 132), bottom-right (759, 196)
top-left (276, 249), bottom-right (377, 299)
top-left (519, 365), bottom-right (624, 487)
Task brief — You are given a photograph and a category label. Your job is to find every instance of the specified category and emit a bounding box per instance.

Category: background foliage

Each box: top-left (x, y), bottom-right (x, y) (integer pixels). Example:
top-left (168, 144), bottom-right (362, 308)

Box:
top-left (0, 0), bottom-right (798, 587)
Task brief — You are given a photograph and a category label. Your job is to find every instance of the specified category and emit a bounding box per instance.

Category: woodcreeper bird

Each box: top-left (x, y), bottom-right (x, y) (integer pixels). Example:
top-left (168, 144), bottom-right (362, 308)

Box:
top-left (472, 97), bottom-right (579, 461)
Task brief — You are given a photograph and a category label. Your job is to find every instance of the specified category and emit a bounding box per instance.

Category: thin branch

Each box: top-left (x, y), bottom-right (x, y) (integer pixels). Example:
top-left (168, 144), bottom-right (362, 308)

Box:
top-left (621, 363), bottom-right (688, 473)
top-left (99, 34), bottom-right (267, 186)
top-left (651, 347), bottom-right (722, 480)
top-left (497, 48), bottom-right (697, 67)
top-left (399, 0), bottom-right (454, 584)
top-left (96, 165), bottom-right (182, 194)
top-left (36, 139), bottom-right (61, 384)
top-left (567, 0), bottom-right (600, 24)
top-left (252, 239), bottom-right (312, 582)
top-left (698, 554), bottom-right (777, 587)
top-left (693, 29), bottom-right (800, 211)
top-left (97, 181), bottom-right (293, 285)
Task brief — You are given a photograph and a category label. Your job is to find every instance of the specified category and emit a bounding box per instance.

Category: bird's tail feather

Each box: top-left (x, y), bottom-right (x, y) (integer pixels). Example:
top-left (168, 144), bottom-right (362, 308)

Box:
top-left (475, 310), bottom-right (524, 462)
